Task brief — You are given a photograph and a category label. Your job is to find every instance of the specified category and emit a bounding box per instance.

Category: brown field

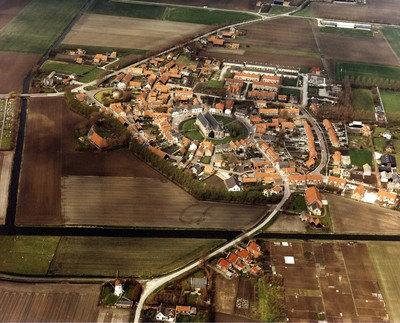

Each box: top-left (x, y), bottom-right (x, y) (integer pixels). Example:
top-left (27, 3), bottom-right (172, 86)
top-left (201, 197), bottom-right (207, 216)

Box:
top-left (215, 312), bottom-right (259, 322)
top-left (369, 242), bottom-right (400, 322)
top-left (214, 275), bottom-right (238, 314)
top-left (0, 151), bottom-right (13, 224)
top-left (62, 175), bottom-right (266, 228)
top-left (311, 0), bottom-right (400, 25)
top-left (200, 17), bottom-right (322, 68)
top-left (0, 281), bottom-right (100, 322)
top-left (266, 213), bottom-right (306, 232)
top-left (266, 241), bottom-right (388, 322)
top-left (63, 13), bottom-right (210, 50)
top-left (326, 193), bottom-right (400, 233)
top-left (0, 0), bottom-right (31, 31)
top-left (316, 29), bottom-right (400, 66)
top-left (0, 52), bottom-right (40, 93)
top-left (17, 97), bottom-right (267, 228)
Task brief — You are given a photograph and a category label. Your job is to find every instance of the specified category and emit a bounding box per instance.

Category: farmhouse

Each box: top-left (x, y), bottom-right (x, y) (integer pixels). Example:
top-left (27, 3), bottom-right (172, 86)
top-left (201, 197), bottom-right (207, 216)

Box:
top-left (196, 112), bottom-right (225, 139)
top-left (305, 186), bottom-right (323, 216)
top-left (224, 176), bottom-right (241, 192)
top-left (88, 127), bottom-right (109, 150)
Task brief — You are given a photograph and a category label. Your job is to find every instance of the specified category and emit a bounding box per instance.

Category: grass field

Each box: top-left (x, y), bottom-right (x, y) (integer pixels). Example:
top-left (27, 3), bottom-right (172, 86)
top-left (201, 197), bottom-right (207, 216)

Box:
top-left (349, 149), bottom-right (372, 167)
top-left (369, 242), bottom-right (400, 322)
top-left (292, 2), bottom-right (313, 17)
top-left (381, 91), bottom-right (400, 123)
top-left (268, 6), bottom-right (294, 15)
top-left (382, 26), bottom-right (400, 58)
top-left (0, 0), bottom-right (86, 54)
top-left (49, 237), bottom-right (225, 277)
top-left (336, 61), bottom-right (400, 82)
top-left (90, 0), bottom-right (257, 25)
top-left (319, 27), bottom-right (372, 38)
top-left (41, 60), bottom-right (104, 82)
top-left (0, 236), bottom-right (60, 275)
top-left (351, 89), bottom-right (374, 111)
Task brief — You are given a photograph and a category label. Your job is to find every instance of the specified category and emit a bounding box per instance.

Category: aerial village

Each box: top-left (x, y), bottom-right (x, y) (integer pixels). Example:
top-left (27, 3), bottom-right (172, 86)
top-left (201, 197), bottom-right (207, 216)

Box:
top-left (59, 26), bottom-right (399, 231)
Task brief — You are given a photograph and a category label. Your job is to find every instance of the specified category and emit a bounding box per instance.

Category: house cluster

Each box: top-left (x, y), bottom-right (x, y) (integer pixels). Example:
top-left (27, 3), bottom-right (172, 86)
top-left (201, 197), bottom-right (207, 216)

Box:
top-left (68, 48), bottom-right (117, 65)
top-left (216, 240), bottom-right (263, 278)
top-left (155, 303), bottom-right (197, 322)
top-left (204, 27), bottom-right (244, 49)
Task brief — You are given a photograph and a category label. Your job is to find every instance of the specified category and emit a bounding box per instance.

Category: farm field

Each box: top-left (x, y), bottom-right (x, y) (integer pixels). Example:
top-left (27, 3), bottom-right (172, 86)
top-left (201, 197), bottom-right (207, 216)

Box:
top-left (309, 0), bottom-right (400, 25)
top-left (380, 91), bottom-right (400, 122)
top-left (200, 16), bottom-right (322, 68)
top-left (0, 236), bottom-right (59, 275)
top-left (0, 281), bottom-right (100, 322)
top-left (49, 237), bottom-right (225, 277)
top-left (0, 52), bottom-right (40, 93)
top-left (41, 60), bottom-right (104, 83)
top-left (336, 61), bottom-right (400, 83)
top-left (317, 30), bottom-right (399, 67)
top-left (0, 151), bottom-right (13, 225)
top-left (382, 26), bottom-right (400, 58)
top-left (90, 0), bottom-right (258, 25)
top-left (62, 175), bottom-right (266, 229)
top-left (18, 97), bottom-right (267, 228)
top-left (369, 242), bottom-right (400, 322)
top-left (319, 26), bottom-right (372, 38)
top-left (63, 14), bottom-right (211, 51)
top-left (266, 241), bottom-right (387, 322)
top-left (0, 0), bottom-right (31, 30)
top-left (0, 0), bottom-right (87, 54)
top-left (351, 88), bottom-right (375, 120)
top-left (326, 193), bottom-right (400, 233)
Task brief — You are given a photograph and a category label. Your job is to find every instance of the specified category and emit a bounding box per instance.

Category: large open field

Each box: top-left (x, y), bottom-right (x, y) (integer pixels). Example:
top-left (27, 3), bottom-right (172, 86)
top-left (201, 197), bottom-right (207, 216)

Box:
top-left (62, 176), bottom-right (266, 229)
top-left (336, 60), bottom-right (400, 83)
top-left (317, 29), bottom-right (400, 67)
top-left (0, 281), bottom-right (100, 322)
top-left (17, 97), bottom-right (267, 228)
top-left (369, 242), bottom-right (400, 322)
top-left (0, 0), bottom-right (86, 54)
top-left (90, 0), bottom-right (258, 25)
top-left (267, 241), bottom-right (388, 322)
top-left (326, 193), bottom-right (400, 233)
top-left (49, 237), bottom-right (224, 277)
top-left (63, 14), bottom-right (210, 51)
top-left (381, 91), bottom-right (400, 122)
top-left (0, 0), bottom-right (31, 31)
top-left (351, 88), bottom-right (376, 120)
top-left (200, 17), bottom-right (322, 68)
top-left (382, 26), bottom-right (400, 58)
top-left (0, 52), bottom-right (40, 93)
top-left (305, 0), bottom-right (400, 25)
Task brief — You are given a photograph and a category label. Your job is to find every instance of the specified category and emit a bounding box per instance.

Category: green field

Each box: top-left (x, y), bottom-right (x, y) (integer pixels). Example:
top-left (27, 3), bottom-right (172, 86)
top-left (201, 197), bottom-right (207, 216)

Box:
top-left (0, 0), bottom-right (86, 54)
top-left (41, 60), bottom-right (105, 82)
top-left (90, 0), bottom-right (257, 25)
top-left (292, 2), bottom-right (314, 17)
top-left (351, 88), bottom-right (375, 111)
top-left (319, 27), bottom-right (372, 37)
top-left (336, 61), bottom-right (400, 83)
top-left (205, 80), bottom-right (224, 89)
top-left (279, 87), bottom-right (301, 97)
top-left (48, 237), bottom-right (225, 277)
top-left (381, 91), bottom-right (400, 122)
top-left (382, 26), bottom-right (400, 58)
top-left (0, 236), bottom-right (60, 275)
top-left (369, 242), bottom-right (400, 323)
top-left (58, 44), bottom-right (147, 57)
top-left (349, 149), bottom-right (372, 167)
top-left (268, 6), bottom-right (294, 15)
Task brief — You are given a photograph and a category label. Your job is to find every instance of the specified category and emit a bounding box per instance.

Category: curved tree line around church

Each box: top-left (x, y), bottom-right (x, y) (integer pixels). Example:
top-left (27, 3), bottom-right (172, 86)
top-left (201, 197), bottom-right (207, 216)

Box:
top-left (130, 138), bottom-right (282, 205)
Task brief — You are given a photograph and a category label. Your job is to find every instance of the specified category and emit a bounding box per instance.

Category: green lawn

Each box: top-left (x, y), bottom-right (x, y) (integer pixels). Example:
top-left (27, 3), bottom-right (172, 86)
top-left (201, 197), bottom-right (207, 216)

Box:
top-left (382, 26), bottom-right (400, 58)
top-left (336, 61), bottom-right (400, 83)
top-left (279, 87), bottom-right (301, 97)
top-left (319, 27), bottom-right (372, 37)
top-left (290, 195), bottom-right (307, 212)
top-left (205, 80), bottom-right (224, 89)
top-left (91, 0), bottom-right (257, 25)
top-left (48, 237), bottom-right (225, 277)
top-left (41, 60), bottom-right (105, 83)
top-left (381, 91), bottom-right (400, 123)
top-left (0, 236), bottom-right (60, 275)
top-left (58, 43), bottom-right (147, 57)
top-left (373, 137), bottom-right (387, 152)
top-left (0, 0), bottom-right (86, 54)
top-left (268, 6), bottom-right (294, 15)
top-left (292, 2), bottom-right (314, 17)
top-left (94, 90), bottom-right (112, 104)
top-left (351, 88), bottom-right (375, 111)
top-left (349, 149), bottom-right (372, 167)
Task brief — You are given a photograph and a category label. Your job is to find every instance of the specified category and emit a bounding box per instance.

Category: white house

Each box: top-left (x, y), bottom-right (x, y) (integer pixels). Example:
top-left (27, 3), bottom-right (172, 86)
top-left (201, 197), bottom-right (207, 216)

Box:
top-left (224, 176), bottom-right (241, 192)
top-left (114, 279), bottom-right (123, 296)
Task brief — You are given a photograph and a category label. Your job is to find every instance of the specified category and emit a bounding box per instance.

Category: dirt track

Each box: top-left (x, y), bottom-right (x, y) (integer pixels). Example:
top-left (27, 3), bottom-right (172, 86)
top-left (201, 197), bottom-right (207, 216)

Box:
top-left (63, 13), bottom-right (210, 50)
top-left (0, 281), bottom-right (100, 322)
